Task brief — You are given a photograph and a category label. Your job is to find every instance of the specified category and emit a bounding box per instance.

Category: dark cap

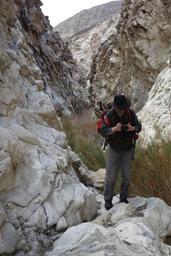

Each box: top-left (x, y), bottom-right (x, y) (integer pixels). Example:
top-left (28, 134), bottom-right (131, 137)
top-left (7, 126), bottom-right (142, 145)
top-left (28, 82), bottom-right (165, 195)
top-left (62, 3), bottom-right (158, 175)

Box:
top-left (113, 95), bottom-right (129, 110)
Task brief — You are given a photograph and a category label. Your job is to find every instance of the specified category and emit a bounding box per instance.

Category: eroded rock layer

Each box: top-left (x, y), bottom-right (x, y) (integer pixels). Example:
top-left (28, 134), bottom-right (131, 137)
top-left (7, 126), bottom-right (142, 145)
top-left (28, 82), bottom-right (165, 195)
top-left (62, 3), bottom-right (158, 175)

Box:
top-left (16, 0), bottom-right (89, 116)
top-left (89, 0), bottom-right (171, 111)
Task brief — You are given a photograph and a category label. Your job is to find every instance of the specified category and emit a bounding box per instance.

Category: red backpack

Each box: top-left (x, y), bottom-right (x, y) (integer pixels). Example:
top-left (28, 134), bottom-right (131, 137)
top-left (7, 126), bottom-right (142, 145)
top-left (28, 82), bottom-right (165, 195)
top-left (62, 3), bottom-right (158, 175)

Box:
top-left (96, 102), bottom-right (112, 134)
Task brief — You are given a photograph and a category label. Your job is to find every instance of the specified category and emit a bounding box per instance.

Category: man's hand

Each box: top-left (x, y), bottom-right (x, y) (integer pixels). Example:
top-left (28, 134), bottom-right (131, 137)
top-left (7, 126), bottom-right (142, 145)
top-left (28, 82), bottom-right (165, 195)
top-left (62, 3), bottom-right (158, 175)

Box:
top-left (127, 123), bottom-right (135, 131)
top-left (112, 123), bottom-right (122, 132)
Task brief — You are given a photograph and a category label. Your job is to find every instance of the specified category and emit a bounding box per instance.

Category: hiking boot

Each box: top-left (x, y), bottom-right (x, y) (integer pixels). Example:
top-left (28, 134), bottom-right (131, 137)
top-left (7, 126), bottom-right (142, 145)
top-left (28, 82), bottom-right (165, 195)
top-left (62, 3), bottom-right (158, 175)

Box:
top-left (120, 199), bottom-right (129, 204)
top-left (120, 182), bottom-right (129, 204)
top-left (105, 200), bottom-right (113, 210)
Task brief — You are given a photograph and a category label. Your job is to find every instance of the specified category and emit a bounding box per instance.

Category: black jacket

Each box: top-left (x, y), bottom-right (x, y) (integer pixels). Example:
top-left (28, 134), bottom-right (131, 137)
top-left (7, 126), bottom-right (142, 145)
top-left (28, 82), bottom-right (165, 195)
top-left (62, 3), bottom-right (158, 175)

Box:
top-left (99, 107), bottom-right (142, 151)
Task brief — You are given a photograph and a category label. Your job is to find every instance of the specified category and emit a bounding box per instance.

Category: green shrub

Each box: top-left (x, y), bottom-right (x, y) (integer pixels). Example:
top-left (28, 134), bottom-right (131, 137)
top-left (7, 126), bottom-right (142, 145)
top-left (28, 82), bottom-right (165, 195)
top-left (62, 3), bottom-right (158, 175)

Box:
top-left (131, 140), bottom-right (171, 205)
top-left (62, 113), bottom-right (105, 171)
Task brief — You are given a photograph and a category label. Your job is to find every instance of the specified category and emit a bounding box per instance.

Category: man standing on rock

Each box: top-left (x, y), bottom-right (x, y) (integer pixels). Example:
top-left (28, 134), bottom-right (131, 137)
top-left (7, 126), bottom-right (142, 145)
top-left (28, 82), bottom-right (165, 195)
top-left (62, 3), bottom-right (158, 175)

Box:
top-left (98, 95), bottom-right (142, 210)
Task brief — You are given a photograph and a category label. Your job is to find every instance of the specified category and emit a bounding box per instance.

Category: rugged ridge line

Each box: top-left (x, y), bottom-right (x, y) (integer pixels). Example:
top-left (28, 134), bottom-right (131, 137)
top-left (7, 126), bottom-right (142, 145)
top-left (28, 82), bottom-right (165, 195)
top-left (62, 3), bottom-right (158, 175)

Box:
top-left (54, 1), bottom-right (122, 40)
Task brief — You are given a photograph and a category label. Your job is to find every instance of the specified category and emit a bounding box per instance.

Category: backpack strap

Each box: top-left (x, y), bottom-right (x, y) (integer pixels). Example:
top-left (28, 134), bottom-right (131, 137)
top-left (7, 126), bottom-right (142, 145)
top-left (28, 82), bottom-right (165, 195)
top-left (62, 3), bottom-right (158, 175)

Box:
top-left (96, 110), bottom-right (110, 133)
top-left (126, 108), bottom-right (131, 123)
top-left (104, 114), bottom-right (110, 127)
top-left (126, 108), bottom-right (139, 141)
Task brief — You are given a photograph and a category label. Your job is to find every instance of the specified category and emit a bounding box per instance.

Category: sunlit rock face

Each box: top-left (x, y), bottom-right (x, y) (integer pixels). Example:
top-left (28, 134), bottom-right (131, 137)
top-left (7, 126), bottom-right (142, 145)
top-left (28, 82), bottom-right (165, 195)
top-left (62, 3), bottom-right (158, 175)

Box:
top-left (89, 0), bottom-right (171, 111)
top-left (139, 67), bottom-right (171, 144)
top-left (55, 1), bottom-right (122, 77)
top-left (0, 1), bottom-right (98, 255)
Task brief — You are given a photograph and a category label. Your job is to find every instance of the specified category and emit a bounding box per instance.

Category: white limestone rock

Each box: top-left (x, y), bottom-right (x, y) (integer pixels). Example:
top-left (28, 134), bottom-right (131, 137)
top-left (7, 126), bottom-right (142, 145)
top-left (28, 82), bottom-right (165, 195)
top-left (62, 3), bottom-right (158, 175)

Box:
top-left (0, 147), bottom-right (14, 192)
top-left (139, 67), bottom-right (171, 144)
top-left (0, 113), bottom-right (99, 253)
top-left (44, 183), bottom-right (97, 231)
top-left (47, 196), bottom-right (171, 256)
top-left (91, 168), bottom-right (106, 190)
top-left (46, 221), bottom-right (171, 256)
top-left (27, 91), bottom-right (60, 128)
top-left (70, 16), bottom-right (119, 76)
top-left (0, 2), bottom-right (97, 254)
top-left (0, 223), bottom-right (20, 254)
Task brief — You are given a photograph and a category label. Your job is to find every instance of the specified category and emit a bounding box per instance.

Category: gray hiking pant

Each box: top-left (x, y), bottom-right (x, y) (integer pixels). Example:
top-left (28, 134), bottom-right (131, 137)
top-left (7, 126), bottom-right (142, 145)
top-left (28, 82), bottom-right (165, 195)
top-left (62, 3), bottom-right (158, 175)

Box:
top-left (104, 145), bottom-right (133, 202)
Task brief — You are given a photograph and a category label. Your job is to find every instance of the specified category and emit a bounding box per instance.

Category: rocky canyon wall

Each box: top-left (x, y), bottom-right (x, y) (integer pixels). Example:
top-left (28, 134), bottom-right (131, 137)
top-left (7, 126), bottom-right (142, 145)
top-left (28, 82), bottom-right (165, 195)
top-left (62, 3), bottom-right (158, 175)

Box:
top-left (89, 0), bottom-right (171, 143)
top-left (0, 1), bottom-right (97, 255)
top-left (0, 0), bottom-right (171, 255)
top-left (89, 0), bottom-right (171, 111)
top-left (70, 16), bottom-right (119, 77)
top-left (55, 1), bottom-right (122, 77)
top-left (17, 0), bottom-right (90, 116)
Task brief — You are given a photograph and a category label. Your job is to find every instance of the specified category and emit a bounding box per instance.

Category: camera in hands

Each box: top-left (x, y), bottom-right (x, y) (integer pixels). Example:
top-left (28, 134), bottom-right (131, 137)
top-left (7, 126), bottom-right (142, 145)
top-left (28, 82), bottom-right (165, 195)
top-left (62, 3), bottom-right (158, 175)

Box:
top-left (121, 124), bottom-right (129, 131)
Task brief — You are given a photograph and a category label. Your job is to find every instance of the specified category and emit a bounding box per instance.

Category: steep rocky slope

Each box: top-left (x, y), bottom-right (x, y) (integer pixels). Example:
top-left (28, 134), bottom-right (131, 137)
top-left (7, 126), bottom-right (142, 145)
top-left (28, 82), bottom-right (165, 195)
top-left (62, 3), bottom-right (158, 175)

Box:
top-left (139, 66), bottom-right (171, 144)
top-left (55, 1), bottom-right (122, 76)
top-left (54, 1), bottom-right (122, 40)
top-left (0, 1), bottom-right (97, 255)
top-left (70, 16), bottom-right (119, 76)
top-left (17, 0), bottom-right (89, 116)
top-left (89, 0), bottom-right (171, 111)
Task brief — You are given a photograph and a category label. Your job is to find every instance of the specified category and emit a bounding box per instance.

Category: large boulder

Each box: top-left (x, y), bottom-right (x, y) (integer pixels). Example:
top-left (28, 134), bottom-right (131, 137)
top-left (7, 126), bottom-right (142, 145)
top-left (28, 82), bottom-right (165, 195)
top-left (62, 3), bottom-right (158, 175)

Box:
top-left (139, 67), bottom-right (171, 144)
top-left (47, 196), bottom-right (171, 256)
top-left (0, 111), bottom-right (98, 254)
